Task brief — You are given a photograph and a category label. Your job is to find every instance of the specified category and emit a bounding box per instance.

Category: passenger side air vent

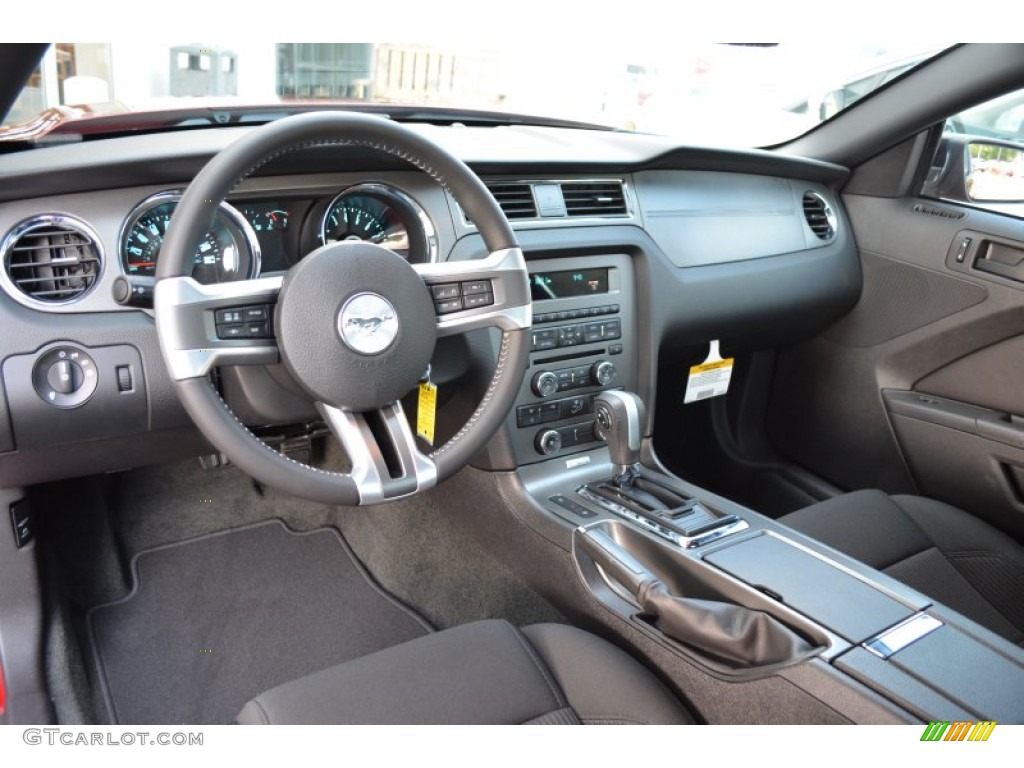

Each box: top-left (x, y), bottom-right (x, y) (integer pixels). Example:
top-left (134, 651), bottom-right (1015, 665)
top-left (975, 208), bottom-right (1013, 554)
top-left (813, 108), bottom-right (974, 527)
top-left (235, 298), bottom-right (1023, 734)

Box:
top-left (1, 215), bottom-right (103, 305)
top-left (561, 181), bottom-right (628, 217)
top-left (802, 191), bottom-right (837, 241)
top-left (484, 182), bottom-right (537, 219)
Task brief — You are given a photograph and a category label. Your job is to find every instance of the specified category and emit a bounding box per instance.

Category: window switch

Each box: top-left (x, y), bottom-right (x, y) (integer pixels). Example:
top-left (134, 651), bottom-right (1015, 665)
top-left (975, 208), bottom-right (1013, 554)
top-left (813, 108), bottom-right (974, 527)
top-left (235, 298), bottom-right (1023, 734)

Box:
top-left (10, 499), bottom-right (32, 548)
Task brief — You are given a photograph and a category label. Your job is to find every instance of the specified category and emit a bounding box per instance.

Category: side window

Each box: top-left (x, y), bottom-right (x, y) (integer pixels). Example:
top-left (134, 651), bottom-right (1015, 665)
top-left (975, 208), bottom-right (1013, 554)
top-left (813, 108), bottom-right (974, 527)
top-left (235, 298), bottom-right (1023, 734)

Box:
top-left (922, 87), bottom-right (1024, 218)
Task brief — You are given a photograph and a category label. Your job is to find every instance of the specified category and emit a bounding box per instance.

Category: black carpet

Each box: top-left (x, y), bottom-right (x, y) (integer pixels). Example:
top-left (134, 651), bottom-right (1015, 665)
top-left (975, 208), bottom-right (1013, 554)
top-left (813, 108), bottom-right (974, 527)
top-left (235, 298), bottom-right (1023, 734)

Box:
top-left (87, 520), bottom-right (431, 724)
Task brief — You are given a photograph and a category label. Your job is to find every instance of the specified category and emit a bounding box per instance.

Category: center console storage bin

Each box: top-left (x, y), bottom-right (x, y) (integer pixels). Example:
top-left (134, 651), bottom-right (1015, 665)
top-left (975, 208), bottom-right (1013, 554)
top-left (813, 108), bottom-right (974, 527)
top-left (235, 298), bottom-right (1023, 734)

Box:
top-left (704, 533), bottom-right (920, 643)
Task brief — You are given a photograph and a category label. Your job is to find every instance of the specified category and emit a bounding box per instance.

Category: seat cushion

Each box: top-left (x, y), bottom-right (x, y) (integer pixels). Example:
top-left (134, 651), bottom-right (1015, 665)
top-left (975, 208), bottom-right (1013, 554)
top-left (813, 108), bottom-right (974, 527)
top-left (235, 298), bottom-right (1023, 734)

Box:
top-left (780, 490), bottom-right (1024, 645)
top-left (237, 619), bottom-right (692, 725)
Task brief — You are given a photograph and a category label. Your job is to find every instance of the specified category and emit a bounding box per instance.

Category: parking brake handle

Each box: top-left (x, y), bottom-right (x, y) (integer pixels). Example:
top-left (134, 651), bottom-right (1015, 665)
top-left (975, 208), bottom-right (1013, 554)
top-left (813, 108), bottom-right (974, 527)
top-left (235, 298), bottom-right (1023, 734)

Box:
top-left (578, 528), bottom-right (814, 667)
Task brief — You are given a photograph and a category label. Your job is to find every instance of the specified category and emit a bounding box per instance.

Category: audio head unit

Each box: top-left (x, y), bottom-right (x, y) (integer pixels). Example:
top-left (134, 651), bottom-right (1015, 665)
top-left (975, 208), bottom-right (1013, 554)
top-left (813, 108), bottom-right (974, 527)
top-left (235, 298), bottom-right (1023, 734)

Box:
top-left (507, 254), bottom-right (637, 466)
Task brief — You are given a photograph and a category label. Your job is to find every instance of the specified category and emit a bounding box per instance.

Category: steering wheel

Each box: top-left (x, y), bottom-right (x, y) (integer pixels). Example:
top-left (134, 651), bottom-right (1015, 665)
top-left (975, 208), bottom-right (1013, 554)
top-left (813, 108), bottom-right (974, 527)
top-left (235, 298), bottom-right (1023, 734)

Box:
top-left (153, 112), bottom-right (531, 506)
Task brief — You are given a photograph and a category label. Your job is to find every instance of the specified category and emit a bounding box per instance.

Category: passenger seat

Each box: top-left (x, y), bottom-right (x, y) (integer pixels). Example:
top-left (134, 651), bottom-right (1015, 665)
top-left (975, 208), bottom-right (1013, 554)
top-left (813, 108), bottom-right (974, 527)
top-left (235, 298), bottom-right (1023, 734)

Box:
top-left (780, 490), bottom-right (1024, 646)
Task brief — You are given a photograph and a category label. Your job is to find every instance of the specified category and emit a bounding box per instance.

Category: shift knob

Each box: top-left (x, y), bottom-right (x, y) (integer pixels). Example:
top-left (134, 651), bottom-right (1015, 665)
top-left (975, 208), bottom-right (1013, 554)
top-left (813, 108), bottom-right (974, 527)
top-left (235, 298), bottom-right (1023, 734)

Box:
top-left (594, 391), bottom-right (645, 471)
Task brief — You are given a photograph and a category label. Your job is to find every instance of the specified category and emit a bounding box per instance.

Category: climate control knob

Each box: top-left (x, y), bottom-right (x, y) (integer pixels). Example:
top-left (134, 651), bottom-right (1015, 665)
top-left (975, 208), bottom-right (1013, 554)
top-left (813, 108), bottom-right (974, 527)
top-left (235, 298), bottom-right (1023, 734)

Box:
top-left (531, 370), bottom-right (559, 398)
top-left (535, 429), bottom-right (562, 456)
top-left (591, 360), bottom-right (617, 387)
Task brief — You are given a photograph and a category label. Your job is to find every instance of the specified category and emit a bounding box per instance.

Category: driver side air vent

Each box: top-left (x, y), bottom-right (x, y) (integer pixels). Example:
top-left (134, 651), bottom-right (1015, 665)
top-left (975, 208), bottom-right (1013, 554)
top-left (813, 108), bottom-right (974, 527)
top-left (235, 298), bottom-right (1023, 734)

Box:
top-left (1, 215), bottom-right (103, 305)
top-left (802, 191), bottom-right (838, 241)
top-left (484, 182), bottom-right (537, 219)
top-left (561, 181), bottom-right (628, 217)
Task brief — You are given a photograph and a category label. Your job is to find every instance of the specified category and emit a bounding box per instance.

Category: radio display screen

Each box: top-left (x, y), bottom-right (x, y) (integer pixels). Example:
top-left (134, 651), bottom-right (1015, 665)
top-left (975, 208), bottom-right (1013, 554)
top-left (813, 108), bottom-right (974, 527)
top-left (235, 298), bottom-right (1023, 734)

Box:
top-left (529, 268), bottom-right (609, 300)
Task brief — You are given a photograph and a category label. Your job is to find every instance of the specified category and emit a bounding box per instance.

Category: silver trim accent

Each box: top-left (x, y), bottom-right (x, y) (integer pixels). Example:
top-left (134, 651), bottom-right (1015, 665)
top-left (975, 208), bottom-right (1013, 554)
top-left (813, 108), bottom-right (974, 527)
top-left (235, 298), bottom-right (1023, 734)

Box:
top-left (414, 247), bottom-right (532, 337)
top-left (337, 292), bottom-right (399, 355)
top-left (0, 214), bottom-right (105, 309)
top-left (154, 275), bottom-right (283, 380)
top-left (863, 614), bottom-right (943, 659)
top-left (576, 485), bottom-right (750, 549)
top-left (118, 190), bottom-right (262, 281)
top-left (318, 401), bottom-right (438, 505)
top-left (320, 182), bottom-right (439, 263)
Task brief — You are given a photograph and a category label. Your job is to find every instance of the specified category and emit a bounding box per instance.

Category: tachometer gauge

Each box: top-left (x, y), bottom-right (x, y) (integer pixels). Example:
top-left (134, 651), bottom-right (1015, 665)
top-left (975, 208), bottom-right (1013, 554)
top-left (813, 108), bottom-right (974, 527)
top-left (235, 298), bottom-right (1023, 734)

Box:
top-left (120, 192), bottom-right (260, 284)
top-left (320, 184), bottom-right (437, 263)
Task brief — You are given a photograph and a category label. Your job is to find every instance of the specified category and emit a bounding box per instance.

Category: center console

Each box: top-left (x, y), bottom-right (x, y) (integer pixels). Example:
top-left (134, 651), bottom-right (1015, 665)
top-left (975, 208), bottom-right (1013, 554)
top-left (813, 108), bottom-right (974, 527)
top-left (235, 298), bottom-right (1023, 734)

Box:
top-left (514, 381), bottom-right (1024, 723)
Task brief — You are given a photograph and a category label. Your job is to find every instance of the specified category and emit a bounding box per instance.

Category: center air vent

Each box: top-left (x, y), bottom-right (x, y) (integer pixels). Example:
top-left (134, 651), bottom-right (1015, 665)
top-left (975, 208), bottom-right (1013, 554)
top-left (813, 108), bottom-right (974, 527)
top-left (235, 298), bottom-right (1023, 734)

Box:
top-left (484, 182), bottom-right (537, 219)
top-left (802, 191), bottom-right (837, 241)
top-left (561, 181), bottom-right (627, 217)
top-left (1, 215), bottom-right (103, 305)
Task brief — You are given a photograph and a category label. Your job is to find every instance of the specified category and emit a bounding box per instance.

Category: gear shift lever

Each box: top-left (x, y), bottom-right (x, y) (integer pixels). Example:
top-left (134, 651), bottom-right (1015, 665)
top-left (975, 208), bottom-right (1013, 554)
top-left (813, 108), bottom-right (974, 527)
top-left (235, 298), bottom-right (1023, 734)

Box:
top-left (594, 390), bottom-right (645, 478)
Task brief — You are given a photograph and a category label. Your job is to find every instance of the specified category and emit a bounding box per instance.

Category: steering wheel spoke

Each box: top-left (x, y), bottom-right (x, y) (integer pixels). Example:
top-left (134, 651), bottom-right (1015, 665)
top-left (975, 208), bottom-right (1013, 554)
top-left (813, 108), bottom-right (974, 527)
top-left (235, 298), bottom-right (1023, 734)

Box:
top-left (155, 274), bottom-right (282, 380)
top-left (414, 247), bottom-right (532, 337)
top-left (317, 400), bottom-right (438, 504)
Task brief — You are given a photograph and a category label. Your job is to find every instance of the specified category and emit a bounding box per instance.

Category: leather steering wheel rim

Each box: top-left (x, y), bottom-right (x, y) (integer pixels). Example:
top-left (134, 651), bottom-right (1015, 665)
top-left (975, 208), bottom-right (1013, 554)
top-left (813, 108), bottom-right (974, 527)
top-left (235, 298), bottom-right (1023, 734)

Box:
top-left (154, 112), bottom-right (531, 506)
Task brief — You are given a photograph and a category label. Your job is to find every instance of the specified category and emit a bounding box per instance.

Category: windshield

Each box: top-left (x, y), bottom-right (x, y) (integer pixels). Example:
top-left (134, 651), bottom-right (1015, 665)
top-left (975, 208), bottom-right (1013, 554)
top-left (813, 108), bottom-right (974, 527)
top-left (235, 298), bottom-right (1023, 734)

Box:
top-left (3, 43), bottom-right (947, 146)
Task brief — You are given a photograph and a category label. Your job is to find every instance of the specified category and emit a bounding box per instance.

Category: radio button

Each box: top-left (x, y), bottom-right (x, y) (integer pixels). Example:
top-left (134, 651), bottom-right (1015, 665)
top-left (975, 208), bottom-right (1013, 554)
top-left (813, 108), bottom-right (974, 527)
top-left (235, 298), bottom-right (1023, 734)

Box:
top-left (601, 319), bottom-right (622, 339)
top-left (583, 322), bottom-right (604, 343)
top-left (592, 360), bottom-right (617, 386)
top-left (532, 371), bottom-right (560, 398)
top-left (531, 329), bottom-right (559, 351)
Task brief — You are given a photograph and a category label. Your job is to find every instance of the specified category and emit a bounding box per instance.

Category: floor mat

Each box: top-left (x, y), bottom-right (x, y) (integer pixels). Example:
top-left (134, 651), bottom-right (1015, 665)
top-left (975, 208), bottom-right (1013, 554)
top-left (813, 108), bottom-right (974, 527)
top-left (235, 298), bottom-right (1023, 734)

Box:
top-left (87, 520), bottom-right (432, 724)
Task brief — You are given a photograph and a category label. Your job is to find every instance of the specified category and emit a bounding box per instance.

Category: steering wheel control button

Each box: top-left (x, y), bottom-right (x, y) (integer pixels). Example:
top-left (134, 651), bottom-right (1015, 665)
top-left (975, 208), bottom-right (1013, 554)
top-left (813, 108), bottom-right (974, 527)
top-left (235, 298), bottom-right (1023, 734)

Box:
top-left (461, 280), bottom-right (491, 295)
top-left (215, 304), bottom-right (276, 339)
top-left (32, 346), bottom-right (98, 408)
top-left (435, 297), bottom-right (464, 314)
top-left (276, 242), bottom-right (436, 411)
top-left (431, 283), bottom-right (460, 301)
top-left (216, 308), bottom-right (244, 324)
top-left (431, 279), bottom-right (494, 314)
top-left (338, 293), bottom-right (399, 355)
top-left (463, 292), bottom-right (494, 309)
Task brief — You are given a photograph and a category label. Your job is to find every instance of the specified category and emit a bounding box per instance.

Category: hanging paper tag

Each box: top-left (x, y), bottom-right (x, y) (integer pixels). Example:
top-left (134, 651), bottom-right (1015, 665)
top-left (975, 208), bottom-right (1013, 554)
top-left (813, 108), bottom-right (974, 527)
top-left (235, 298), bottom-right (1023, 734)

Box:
top-left (684, 340), bottom-right (734, 404)
top-left (417, 381), bottom-right (438, 444)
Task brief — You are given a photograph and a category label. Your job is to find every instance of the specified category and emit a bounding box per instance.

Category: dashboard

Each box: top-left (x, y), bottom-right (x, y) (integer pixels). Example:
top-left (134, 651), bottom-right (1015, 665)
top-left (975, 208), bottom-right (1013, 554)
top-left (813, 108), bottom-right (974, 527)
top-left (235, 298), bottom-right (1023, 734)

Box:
top-left (0, 122), bottom-right (860, 487)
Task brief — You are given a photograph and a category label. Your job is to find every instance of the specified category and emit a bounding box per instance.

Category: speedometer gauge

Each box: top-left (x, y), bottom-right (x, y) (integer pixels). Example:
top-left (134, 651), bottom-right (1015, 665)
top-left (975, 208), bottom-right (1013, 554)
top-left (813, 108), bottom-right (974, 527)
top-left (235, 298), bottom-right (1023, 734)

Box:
top-left (120, 192), bottom-right (261, 284)
top-left (320, 184), bottom-right (437, 264)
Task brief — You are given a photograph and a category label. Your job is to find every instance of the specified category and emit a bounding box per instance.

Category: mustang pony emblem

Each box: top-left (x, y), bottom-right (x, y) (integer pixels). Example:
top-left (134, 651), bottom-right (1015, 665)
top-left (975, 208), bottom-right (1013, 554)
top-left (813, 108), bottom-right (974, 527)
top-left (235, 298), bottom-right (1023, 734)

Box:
top-left (345, 314), bottom-right (394, 334)
top-left (337, 293), bottom-right (399, 355)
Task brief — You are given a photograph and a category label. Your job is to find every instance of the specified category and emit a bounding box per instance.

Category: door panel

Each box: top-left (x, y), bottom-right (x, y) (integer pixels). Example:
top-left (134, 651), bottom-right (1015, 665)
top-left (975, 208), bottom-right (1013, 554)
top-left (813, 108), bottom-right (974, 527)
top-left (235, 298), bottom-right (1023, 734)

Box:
top-left (767, 193), bottom-right (1024, 540)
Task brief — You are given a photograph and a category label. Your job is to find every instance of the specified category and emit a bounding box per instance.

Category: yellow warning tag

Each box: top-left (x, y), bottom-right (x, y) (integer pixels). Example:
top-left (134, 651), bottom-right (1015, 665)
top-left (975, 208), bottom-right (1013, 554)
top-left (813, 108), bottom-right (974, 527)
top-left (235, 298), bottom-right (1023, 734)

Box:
top-left (417, 381), bottom-right (438, 445)
top-left (684, 340), bottom-right (734, 404)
